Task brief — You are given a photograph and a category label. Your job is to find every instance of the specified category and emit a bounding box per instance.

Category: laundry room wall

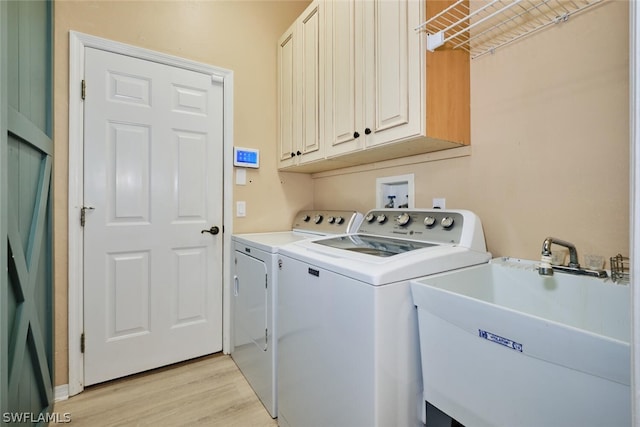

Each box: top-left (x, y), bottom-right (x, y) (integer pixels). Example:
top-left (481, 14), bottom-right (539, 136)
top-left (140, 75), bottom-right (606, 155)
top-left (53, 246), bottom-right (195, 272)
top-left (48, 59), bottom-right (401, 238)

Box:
top-left (313, 2), bottom-right (629, 265)
top-left (53, 0), bottom-right (313, 387)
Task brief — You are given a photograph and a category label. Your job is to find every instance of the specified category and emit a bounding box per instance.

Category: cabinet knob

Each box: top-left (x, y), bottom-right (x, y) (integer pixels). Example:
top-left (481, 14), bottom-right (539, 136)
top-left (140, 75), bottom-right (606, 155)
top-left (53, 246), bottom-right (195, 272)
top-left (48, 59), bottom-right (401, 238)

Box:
top-left (290, 152), bottom-right (295, 157)
top-left (364, 128), bottom-right (371, 135)
top-left (353, 131), bottom-right (360, 138)
top-left (296, 150), bottom-right (302, 156)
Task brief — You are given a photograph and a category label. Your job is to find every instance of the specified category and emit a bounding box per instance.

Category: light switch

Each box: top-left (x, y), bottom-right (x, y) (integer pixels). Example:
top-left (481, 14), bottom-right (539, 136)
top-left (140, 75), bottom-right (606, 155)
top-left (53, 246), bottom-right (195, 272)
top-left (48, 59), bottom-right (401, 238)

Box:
top-left (236, 168), bottom-right (247, 185)
top-left (236, 201), bottom-right (246, 217)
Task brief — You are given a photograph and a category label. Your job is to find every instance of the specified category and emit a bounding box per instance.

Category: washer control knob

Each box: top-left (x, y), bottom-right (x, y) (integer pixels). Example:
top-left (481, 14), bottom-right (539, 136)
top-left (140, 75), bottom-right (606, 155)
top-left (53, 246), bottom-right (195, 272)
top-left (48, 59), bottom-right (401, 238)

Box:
top-left (365, 213), bottom-right (376, 222)
top-left (327, 216), bottom-right (336, 224)
top-left (335, 216), bottom-right (344, 225)
top-left (376, 214), bottom-right (387, 224)
top-left (302, 215), bottom-right (311, 222)
top-left (441, 216), bottom-right (455, 229)
top-left (314, 214), bottom-right (323, 224)
top-left (424, 216), bottom-right (436, 227)
top-left (395, 212), bottom-right (411, 226)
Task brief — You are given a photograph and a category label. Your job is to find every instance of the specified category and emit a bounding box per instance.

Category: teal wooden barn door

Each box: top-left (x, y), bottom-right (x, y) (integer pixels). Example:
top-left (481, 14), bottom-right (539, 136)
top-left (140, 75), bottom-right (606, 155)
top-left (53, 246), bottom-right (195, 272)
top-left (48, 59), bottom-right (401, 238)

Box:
top-left (1, 0), bottom-right (55, 425)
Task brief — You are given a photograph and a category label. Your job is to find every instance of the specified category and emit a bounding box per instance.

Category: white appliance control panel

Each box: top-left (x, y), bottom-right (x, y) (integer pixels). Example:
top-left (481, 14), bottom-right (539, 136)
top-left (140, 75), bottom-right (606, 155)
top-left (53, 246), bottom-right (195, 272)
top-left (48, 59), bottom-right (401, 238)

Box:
top-left (359, 209), bottom-right (467, 245)
top-left (291, 210), bottom-right (363, 235)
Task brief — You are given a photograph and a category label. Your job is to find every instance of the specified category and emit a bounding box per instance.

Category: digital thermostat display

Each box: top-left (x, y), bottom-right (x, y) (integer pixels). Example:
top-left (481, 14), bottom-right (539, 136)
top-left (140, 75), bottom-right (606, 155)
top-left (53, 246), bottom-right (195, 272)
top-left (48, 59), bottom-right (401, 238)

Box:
top-left (233, 147), bottom-right (259, 168)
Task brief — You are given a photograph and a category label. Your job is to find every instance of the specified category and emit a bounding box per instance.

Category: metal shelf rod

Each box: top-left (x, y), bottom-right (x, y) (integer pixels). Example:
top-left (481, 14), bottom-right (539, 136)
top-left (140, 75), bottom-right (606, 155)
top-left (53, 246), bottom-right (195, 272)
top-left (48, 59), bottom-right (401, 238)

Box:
top-left (416, 0), bottom-right (607, 59)
top-left (445, 0), bottom-right (526, 45)
top-left (415, 0), bottom-right (466, 32)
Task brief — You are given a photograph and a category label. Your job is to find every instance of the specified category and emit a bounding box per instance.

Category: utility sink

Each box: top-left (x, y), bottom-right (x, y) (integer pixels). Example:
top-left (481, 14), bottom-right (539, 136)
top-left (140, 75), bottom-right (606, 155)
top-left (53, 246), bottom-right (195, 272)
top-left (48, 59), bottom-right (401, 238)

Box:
top-left (410, 257), bottom-right (630, 427)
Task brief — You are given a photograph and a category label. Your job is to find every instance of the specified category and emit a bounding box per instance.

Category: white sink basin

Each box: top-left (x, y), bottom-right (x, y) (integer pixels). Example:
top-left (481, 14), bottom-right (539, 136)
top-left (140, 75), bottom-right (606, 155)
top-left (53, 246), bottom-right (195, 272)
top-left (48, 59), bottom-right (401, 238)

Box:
top-left (410, 257), bottom-right (630, 427)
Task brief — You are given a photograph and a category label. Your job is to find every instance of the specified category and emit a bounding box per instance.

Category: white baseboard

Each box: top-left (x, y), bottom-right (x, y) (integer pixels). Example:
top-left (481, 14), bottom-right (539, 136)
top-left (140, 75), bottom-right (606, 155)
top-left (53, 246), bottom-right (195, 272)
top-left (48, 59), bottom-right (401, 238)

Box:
top-left (54, 384), bottom-right (70, 402)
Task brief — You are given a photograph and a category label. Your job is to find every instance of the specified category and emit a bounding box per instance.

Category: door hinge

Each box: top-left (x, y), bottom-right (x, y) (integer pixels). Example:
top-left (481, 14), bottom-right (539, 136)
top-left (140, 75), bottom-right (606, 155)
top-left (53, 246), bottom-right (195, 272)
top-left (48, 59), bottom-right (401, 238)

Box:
top-left (80, 206), bottom-right (94, 227)
top-left (265, 328), bottom-right (268, 346)
top-left (265, 274), bottom-right (268, 289)
top-left (80, 333), bottom-right (85, 353)
top-left (81, 79), bottom-right (86, 100)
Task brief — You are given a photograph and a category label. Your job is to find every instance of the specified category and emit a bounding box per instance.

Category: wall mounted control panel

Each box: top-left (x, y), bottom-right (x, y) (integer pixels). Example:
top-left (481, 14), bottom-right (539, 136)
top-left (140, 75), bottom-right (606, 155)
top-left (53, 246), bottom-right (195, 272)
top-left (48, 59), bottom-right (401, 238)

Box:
top-left (234, 147), bottom-right (260, 168)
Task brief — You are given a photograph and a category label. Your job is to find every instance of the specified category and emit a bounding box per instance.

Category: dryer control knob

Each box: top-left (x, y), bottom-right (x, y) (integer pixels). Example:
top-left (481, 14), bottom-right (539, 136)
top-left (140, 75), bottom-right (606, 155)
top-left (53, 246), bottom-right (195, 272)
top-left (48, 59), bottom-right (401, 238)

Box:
top-left (441, 216), bottom-right (455, 229)
top-left (335, 216), bottom-right (344, 224)
top-left (395, 213), bottom-right (411, 226)
top-left (327, 216), bottom-right (336, 224)
top-left (376, 214), bottom-right (387, 224)
top-left (424, 216), bottom-right (436, 227)
top-left (302, 215), bottom-right (311, 222)
top-left (314, 214), bottom-right (323, 224)
top-left (365, 213), bottom-right (376, 222)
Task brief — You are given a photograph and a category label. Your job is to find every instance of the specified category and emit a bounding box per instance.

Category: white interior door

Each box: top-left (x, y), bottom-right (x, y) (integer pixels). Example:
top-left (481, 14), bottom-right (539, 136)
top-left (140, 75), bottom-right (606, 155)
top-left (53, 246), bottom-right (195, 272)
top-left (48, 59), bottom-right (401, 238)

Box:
top-left (82, 47), bottom-right (223, 385)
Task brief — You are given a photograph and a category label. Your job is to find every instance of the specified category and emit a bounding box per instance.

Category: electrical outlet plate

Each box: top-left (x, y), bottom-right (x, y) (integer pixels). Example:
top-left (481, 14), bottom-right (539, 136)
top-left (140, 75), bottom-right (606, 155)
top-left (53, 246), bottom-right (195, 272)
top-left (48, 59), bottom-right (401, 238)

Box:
top-left (236, 201), bottom-right (246, 217)
top-left (432, 198), bottom-right (446, 209)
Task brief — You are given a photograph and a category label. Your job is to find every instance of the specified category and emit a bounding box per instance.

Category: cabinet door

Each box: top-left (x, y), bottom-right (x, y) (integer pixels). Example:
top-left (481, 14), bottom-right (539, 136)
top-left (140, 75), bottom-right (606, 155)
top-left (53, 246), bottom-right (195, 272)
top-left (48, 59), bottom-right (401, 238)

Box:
top-left (363, 0), bottom-right (424, 147)
top-left (297, 1), bottom-right (324, 163)
top-left (323, 0), bottom-right (364, 158)
top-left (277, 22), bottom-right (297, 168)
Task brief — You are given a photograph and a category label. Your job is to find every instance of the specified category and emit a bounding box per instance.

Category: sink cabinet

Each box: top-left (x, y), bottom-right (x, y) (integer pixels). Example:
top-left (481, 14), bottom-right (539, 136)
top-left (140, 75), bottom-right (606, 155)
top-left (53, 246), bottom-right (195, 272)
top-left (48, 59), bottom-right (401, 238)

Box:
top-left (278, 0), bottom-right (470, 173)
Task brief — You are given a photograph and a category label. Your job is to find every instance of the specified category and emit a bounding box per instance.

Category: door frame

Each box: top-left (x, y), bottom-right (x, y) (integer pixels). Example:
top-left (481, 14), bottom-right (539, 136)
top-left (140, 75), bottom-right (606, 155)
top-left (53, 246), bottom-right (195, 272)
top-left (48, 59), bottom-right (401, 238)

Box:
top-left (67, 31), bottom-right (234, 397)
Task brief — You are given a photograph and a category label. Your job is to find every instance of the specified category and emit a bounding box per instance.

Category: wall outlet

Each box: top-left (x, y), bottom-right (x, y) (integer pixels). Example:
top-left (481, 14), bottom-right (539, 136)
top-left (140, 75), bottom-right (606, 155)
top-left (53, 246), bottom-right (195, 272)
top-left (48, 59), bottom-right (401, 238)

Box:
top-left (432, 198), bottom-right (446, 209)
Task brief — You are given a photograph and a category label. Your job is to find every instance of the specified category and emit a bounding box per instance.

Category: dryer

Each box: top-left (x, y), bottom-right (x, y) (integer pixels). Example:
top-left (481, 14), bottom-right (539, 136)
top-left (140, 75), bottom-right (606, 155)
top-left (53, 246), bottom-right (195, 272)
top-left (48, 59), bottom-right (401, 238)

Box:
top-left (277, 209), bottom-right (491, 427)
top-left (230, 210), bottom-right (363, 418)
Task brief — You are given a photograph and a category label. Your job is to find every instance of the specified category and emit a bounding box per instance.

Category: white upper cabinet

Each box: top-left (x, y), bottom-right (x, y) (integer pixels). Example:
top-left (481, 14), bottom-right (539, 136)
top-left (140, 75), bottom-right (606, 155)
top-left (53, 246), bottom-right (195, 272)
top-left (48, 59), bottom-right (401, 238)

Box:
top-left (277, 21), bottom-right (297, 169)
top-left (323, 0), bottom-right (363, 157)
top-left (278, 0), bottom-right (470, 173)
top-left (277, 0), bottom-right (324, 169)
top-left (324, 0), bottom-right (423, 157)
top-left (362, 0), bottom-right (423, 148)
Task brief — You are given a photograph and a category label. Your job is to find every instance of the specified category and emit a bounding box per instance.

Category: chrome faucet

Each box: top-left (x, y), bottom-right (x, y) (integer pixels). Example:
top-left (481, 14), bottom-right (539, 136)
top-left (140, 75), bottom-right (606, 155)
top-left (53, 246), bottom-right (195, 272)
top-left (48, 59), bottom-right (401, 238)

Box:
top-left (538, 237), bottom-right (607, 278)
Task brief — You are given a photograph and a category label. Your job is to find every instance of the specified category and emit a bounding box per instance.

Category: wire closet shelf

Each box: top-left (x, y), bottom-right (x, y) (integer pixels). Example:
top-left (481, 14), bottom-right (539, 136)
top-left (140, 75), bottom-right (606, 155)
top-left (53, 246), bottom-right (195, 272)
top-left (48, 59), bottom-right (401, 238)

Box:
top-left (416, 0), bottom-right (606, 59)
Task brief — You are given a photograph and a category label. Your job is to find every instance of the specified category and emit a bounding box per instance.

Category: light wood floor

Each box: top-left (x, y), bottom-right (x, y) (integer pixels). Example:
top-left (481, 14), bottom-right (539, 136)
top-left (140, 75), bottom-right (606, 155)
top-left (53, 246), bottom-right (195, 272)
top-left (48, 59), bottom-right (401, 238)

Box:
top-left (52, 353), bottom-right (278, 426)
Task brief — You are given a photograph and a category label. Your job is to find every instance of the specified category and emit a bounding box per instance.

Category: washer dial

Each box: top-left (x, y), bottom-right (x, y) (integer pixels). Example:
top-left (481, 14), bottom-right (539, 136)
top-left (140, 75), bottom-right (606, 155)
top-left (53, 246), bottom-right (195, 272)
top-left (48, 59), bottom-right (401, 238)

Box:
top-left (376, 214), bottom-right (387, 224)
top-left (365, 213), bottom-right (376, 222)
top-left (314, 214), bottom-right (323, 224)
top-left (424, 216), bottom-right (436, 227)
top-left (395, 213), bottom-right (411, 226)
top-left (441, 216), bottom-right (455, 229)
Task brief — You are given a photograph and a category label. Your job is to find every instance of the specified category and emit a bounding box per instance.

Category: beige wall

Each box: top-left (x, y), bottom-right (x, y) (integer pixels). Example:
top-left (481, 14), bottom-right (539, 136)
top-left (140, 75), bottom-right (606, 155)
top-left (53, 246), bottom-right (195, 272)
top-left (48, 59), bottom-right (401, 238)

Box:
top-left (314, 1), bottom-right (629, 262)
top-left (53, 0), bottom-right (313, 386)
top-left (54, 0), bottom-right (629, 389)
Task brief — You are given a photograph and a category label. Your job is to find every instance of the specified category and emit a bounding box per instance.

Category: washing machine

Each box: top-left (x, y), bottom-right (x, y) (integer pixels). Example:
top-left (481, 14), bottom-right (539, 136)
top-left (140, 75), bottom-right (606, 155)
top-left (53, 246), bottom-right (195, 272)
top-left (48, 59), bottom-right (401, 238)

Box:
top-left (276, 208), bottom-right (491, 427)
top-left (230, 210), bottom-right (363, 418)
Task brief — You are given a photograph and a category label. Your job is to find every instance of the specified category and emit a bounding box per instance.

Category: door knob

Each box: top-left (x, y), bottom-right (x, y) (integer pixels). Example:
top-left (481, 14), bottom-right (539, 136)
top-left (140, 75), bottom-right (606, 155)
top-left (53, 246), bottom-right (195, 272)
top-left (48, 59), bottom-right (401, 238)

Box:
top-left (201, 226), bottom-right (220, 235)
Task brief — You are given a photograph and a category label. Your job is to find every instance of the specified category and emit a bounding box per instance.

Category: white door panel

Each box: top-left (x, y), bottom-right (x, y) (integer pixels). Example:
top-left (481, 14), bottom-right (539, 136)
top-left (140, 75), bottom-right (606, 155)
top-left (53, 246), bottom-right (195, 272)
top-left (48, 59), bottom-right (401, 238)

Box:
top-left (83, 47), bottom-right (223, 385)
top-left (234, 252), bottom-right (268, 352)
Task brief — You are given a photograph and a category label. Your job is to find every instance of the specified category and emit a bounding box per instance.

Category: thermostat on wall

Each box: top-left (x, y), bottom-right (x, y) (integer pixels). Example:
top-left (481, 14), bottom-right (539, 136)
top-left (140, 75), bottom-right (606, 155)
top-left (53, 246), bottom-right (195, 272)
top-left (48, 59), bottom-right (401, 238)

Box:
top-left (233, 147), bottom-right (260, 168)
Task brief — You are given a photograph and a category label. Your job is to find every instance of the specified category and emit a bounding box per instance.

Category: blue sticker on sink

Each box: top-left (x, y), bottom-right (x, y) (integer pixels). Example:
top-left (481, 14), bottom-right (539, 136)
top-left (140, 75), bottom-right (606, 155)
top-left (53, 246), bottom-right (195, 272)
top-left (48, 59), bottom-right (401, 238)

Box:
top-left (479, 329), bottom-right (523, 352)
